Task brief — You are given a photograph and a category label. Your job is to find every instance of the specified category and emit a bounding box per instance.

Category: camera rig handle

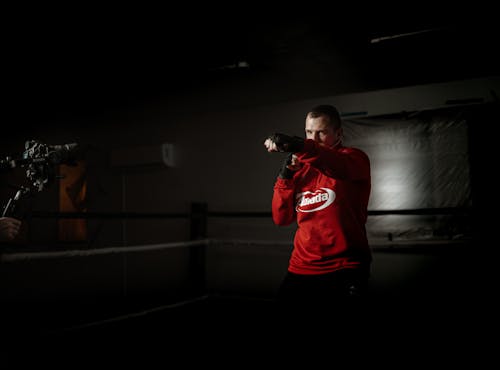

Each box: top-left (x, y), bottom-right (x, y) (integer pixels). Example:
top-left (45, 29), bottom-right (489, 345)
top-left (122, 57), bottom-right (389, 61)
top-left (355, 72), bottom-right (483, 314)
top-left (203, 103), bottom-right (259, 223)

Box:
top-left (1, 186), bottom-right (31, 217)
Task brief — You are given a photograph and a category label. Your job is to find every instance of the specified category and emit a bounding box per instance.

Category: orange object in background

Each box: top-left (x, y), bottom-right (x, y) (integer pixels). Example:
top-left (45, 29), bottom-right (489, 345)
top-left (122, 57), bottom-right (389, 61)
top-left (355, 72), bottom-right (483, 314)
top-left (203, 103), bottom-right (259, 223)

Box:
top-left (59, 161), bottom-right (87, 241)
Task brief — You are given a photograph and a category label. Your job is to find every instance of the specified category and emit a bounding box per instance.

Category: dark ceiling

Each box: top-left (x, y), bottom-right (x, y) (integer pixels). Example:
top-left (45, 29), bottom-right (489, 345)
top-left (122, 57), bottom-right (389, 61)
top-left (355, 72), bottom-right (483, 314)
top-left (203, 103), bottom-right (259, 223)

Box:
top-left (5, 10), bottom-right (499, 122)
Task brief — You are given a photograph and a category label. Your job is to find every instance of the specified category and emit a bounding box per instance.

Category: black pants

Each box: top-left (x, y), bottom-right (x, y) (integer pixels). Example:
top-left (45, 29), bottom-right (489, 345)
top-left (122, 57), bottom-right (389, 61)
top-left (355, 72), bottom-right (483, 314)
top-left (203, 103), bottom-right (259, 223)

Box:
top-left (276, 268), bottom-right (370, 314)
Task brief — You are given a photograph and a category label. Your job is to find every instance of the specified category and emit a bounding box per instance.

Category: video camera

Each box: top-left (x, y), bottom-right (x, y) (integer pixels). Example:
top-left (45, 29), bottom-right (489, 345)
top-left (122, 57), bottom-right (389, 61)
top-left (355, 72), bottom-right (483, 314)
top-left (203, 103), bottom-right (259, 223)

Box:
top-left (1, 139), bottom-right (80, 217)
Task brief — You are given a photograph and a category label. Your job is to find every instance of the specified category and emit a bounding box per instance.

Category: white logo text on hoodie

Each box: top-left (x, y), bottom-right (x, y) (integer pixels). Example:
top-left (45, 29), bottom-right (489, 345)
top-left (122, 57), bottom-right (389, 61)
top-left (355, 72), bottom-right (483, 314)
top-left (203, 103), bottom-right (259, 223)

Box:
top-left (295, 187), bottom-right (335, 213)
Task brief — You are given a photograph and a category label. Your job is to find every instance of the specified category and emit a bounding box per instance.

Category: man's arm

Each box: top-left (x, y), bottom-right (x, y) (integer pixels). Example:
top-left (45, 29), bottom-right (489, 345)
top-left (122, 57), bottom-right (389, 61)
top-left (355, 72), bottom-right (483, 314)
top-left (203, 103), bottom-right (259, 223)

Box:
top-left (0, 217), bottom-right (22, 242)
top-left (295, 140), bottom-right (370, 181)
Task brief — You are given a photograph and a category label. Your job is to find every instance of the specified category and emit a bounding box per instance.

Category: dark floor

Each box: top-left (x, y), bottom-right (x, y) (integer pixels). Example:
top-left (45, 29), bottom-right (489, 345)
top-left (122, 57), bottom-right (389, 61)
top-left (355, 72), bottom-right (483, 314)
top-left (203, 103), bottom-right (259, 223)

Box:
top-left (3, 295), bottom-right (289, 367)
top-left (2, 291), bottom-right (485, 367)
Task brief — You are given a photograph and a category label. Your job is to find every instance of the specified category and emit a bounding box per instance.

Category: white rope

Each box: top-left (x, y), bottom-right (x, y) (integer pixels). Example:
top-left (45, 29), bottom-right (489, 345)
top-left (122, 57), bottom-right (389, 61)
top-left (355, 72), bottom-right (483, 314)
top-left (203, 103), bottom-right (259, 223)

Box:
top-left (1, 239), bottom-right (209, 262)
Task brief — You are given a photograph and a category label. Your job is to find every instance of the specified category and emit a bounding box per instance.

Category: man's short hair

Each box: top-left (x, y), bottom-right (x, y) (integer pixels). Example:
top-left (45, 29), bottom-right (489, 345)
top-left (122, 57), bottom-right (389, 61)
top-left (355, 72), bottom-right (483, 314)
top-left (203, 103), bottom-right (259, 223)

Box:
top-left (308, 105), bottom-right (342, 129)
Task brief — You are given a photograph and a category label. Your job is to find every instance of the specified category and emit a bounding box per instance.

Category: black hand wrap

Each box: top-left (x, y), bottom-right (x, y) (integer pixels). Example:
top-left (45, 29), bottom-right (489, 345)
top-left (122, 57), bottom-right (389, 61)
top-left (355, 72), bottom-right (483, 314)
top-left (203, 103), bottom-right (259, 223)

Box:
top-left (278, 153), bottom-right (295, 179)
top-left (268, 133), bottom-right (305, 153)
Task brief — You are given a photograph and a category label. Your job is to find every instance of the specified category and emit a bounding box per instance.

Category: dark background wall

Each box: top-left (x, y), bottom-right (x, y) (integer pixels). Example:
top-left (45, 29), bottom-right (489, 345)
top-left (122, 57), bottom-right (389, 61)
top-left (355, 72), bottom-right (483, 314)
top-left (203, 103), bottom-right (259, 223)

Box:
top-left (2, 78), bottom-right (496, 247)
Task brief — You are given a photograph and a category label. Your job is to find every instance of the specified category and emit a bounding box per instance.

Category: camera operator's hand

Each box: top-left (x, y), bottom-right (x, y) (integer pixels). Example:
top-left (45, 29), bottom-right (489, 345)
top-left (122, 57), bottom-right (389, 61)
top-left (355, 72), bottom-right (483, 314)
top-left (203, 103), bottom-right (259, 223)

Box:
top-left (279, 153), bottom-right (302, 179)
top-left (0, 217), bottom-right (21, 242)
top-left (264, 133), bottom-right (305, 153)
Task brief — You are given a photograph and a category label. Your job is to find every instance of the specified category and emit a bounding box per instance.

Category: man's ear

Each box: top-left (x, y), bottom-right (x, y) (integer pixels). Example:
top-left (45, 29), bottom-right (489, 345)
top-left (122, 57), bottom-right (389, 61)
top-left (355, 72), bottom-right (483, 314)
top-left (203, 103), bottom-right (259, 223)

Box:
top-left (337, 127), bottom-right (344, 140)
top-left (333, 127), bottom-right (343, 147)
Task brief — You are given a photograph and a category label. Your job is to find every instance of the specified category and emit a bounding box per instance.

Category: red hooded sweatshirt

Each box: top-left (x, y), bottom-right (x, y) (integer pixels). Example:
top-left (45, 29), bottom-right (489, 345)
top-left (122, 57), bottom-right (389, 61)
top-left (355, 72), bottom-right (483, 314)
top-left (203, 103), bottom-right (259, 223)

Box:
top-left (272, 139), bottom-right (371, 275)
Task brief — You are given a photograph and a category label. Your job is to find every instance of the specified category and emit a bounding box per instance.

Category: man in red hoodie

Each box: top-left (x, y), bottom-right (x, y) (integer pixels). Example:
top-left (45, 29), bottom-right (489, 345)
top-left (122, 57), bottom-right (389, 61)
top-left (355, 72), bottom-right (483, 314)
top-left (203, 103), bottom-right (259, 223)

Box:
top-left (264, 104), bottom-right (371, 312)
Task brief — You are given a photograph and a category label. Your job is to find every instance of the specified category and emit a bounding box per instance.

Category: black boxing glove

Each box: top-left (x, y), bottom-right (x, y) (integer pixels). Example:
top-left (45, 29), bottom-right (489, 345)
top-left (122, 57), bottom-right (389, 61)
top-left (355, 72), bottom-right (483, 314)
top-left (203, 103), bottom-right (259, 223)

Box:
top-left (278, 153), bottom-right (295, 179)
top-left (268, 133), bottom-right (305, 153)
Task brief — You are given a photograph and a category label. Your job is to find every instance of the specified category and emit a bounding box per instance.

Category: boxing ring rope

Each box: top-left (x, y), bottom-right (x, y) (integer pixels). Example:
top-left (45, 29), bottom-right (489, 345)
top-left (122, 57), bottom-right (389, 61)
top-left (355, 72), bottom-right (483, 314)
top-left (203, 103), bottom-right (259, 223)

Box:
top-left (0, 239), bottom-right (206, 262)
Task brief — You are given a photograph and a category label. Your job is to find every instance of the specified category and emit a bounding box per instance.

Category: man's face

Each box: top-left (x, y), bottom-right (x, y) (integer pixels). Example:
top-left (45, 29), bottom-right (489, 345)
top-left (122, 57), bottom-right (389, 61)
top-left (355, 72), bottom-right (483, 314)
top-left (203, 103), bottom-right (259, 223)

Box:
top-left (305, 114), bottom-right (341, 148)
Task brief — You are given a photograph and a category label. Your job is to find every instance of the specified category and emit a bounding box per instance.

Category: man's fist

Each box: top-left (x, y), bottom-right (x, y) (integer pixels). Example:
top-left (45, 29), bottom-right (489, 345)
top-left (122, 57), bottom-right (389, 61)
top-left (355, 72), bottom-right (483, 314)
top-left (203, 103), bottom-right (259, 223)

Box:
top-left (264, 133), bottom-right (304, 153)
top-left (279, 153), bottom-right (302, 179)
